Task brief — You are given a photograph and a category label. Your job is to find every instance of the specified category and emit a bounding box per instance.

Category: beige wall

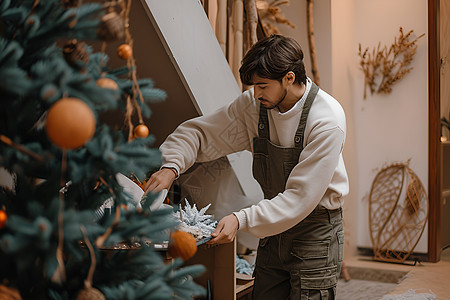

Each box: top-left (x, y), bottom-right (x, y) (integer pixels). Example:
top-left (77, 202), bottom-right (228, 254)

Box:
top-left (351, 0), bottom-right (428, 253)
top-left (277, 0), bottom-right (428, 256)
top-left (178, 0), bottom-right (430, 256)
top-left (329, 0), bottom-right (359, 258)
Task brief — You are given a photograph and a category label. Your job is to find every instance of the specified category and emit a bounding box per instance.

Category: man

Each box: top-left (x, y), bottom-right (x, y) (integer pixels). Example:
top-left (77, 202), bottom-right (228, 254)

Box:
top-left (145, 35), bottom-right (348, 299)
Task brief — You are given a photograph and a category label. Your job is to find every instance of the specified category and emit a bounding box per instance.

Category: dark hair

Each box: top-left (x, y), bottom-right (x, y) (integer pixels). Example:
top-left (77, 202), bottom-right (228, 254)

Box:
top-left (239, 35), bottom-right (307, 86)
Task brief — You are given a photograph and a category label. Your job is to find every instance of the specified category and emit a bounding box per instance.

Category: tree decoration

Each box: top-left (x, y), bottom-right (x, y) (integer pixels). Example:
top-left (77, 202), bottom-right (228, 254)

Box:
top-left (76, 226), bottom-right (105, 300)
top-left (62, 0), bottom-right (79, 9)
top-left (133, 124), bottom-right (149, 138)
top-left (45, 97), bottom-right (96, 149)
top-left (117, 43), bottom-right (133, 60)
top-left (0, 1), bottom-right (204, 298)
top-left (96, 77), bottom-right (119, 90)
top-left (97, 11), bottom-right (125, 41)
top-left (172, 200), bottom-right (218, 241)
top-left (63, 39), bottom-right (89, 67)
top-left (117, 0), bottom-right (149, 141)
top-left (0, 210), bottom-right (7, 229)
top-left (0, 284), bottom-right (21, 299)
top-left (368, 161), bottom-right (428, 263)
top-left (168, 230), bottom-right (198, 261)
top-left (358, 27), bottom-right (425, 99)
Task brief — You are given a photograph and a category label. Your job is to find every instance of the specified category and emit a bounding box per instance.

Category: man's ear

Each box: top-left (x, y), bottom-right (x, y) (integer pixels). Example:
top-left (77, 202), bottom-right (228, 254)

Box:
top-left (285, 71), bottom-right (295, 84)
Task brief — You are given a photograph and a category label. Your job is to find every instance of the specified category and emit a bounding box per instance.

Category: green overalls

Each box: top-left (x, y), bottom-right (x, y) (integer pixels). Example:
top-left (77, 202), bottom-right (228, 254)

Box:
top-left (251, 83), bottom-right (344, 300)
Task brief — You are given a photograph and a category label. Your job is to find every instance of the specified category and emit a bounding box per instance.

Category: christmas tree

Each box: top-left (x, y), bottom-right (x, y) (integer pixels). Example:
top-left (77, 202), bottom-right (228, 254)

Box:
top-left (0, 0), bottom-right (205, 298)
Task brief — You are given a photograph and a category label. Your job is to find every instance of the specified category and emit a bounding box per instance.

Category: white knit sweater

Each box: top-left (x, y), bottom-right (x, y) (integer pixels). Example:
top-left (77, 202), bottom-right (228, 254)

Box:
top-left (160, 79), bottom-right (349, 238)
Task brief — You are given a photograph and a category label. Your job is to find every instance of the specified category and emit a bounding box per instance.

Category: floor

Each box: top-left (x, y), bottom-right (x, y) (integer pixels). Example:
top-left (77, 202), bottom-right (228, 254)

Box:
top-left (337, 248), bottom-right (450, 299)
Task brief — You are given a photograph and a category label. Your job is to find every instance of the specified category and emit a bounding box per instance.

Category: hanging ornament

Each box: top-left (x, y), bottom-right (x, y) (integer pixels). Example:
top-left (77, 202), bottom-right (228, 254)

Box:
top-left (133, 124), bottom-right (149, 138)
top-left (168, 230), bottom-right (198, 261)
top-left (96, 77), bottom-right (119, 90)
top-left (0, 210), bottom-right (7, 229)
top-left (62, 0), bottom-right (79, 8)
top-left (63, 39), bottom-right (89, 67)
top-left (76, 287), bottom-right (105, 300)
top-left (97, 11), bottom-right (125, 41)
top-left (117, 44), bottom-right (133, 60)
top-left (45, 97), bottom-right (96, 149)
top-left (0, 284), bottom-right (21, 299)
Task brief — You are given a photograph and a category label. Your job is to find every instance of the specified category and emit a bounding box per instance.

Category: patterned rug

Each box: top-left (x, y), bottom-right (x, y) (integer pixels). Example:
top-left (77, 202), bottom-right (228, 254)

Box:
top-left (336, 279), bottom-right (397, 300)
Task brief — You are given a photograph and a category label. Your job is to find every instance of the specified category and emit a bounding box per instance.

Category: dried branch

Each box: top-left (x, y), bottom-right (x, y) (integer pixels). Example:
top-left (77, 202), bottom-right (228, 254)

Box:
top-left (306, 0), bottom-right (320, 86)
top-left (245, 0), bottom-right (258, 48)
top-left (358, 27), bottom-right (424, 99)
top-left (256, 0), bottom-right (295, 35)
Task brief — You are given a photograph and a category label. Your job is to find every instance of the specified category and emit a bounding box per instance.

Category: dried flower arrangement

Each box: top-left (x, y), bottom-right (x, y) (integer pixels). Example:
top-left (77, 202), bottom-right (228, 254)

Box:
top-left (256, 0), bottom-right (295, 35)
top-left (358, 27), bottom-right (424, 99)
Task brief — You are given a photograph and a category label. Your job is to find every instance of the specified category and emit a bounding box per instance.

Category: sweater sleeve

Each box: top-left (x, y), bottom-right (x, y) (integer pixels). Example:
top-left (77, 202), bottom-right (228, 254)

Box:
top-left (160, 92), bottom-right (257, 173)
top-left (234, 124), bottom-right (345, 238)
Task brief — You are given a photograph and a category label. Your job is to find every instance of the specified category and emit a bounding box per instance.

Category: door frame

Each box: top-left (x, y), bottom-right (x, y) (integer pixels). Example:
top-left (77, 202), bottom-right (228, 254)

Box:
top-left (428, 0), bottom-right (441, 262)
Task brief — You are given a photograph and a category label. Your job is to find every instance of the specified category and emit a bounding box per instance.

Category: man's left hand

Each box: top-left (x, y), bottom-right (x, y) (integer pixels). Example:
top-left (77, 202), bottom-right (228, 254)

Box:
top-left (208, 214), bottom-right (239, 245)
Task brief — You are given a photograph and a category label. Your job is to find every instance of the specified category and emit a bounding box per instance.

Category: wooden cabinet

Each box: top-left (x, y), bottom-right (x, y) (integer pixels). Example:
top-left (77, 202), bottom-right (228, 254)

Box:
top-left (183, 240), bottom-right (254, 300)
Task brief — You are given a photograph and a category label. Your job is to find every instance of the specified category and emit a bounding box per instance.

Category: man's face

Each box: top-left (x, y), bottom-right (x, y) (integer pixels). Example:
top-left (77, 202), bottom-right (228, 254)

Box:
top-left (252, 75), bottom-right (287, 110)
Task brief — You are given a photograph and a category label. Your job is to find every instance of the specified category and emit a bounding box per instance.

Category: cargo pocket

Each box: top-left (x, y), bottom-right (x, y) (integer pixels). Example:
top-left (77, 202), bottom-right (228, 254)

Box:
top-left (290, 240), bottom-right (329, 269)
top-left (290, 266), bottom-right (337, 300)
top-left (301, 265), bottom-right (337, 289)
top-left (337, 230), bottom-right (344, 262)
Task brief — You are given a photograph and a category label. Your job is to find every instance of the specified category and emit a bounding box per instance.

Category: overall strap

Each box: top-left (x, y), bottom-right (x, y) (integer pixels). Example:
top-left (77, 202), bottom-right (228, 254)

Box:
top-left (258, 104), bottom-right (270, 140)
top-left (294, 83), bottom-right (319, 151)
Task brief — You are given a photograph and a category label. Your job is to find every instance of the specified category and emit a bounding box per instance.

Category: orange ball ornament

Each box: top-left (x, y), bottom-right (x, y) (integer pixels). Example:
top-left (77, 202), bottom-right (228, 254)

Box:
top-left (45, 97), bottom-right (96, 149)
top-left (0, 210), bottom-right (7, 229)
top-left (96, 77), bottom-right (119, 90)
top-left (134, 124), bottom-right (149, 138)
top-left (168, 230), bottom-right (197, 261)
top-left (117, 44), bottom-right (133, 59)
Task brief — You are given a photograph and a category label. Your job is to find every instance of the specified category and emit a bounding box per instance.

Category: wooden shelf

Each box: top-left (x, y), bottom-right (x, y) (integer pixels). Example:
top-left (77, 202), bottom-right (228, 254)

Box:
top-left (184, 240), bottom-right (236, 300)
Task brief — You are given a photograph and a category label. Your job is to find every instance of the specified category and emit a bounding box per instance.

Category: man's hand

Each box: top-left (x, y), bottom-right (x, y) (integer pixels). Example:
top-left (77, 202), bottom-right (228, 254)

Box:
top-left (208, 214), bottom-right (239, 245)
top-left (143, 168), bottom-right (176, 196)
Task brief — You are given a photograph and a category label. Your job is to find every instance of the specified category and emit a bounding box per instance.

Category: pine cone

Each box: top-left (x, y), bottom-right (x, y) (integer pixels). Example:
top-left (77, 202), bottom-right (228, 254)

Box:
top-left (76, 287), bottom-right (105, 300)
top-left (63, 39), bottom-right (89, 67)
top-left (97, 12), bottom-right (125, 41)
top-left (62, 0), bottom-right (79, 8)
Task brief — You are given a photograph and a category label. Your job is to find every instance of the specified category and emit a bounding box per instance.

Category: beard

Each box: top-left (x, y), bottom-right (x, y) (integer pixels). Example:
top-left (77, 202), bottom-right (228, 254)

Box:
top-left (264, 88), bottom-right (288, 110)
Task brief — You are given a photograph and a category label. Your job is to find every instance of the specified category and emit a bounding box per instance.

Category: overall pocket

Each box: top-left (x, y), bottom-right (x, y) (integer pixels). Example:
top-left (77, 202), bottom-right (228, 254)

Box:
top-left (252, 152), bottom-right (271, 190)
top-left (255, 237), bottom-right (271, 267)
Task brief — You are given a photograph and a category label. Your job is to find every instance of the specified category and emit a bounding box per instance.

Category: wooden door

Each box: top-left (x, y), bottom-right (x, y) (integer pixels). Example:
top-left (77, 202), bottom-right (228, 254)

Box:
top-left (429, 0), bottom-right (450, 262)
top-left (428, 0), bottom-right (440, 262)
top-left (440, 0), bottom-right (450, 251)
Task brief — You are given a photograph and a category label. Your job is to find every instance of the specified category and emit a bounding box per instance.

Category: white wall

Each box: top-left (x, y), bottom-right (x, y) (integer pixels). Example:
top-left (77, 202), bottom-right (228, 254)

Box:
top-left (279, 0), bottom-right (429, 255)
top-left (329, 0), bottom-right (359, 258)
top-left (352, 0), bottom-right (428, 253)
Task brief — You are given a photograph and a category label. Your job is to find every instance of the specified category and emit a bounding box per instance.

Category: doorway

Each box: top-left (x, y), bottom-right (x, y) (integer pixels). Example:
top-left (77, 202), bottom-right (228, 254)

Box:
top-left (428, 0), bottom-right (450, 262)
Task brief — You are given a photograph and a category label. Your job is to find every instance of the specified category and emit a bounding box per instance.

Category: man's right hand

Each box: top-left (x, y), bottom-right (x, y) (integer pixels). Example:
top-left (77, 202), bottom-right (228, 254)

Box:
top-left (143, 168), bottom-right (177, 196)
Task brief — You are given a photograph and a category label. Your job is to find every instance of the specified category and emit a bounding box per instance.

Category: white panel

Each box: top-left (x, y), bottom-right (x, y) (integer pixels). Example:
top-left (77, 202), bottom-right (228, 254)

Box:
top-left (142, 0), bottom-right (241, 114)
top-left (140, 0), bottom-right (262, 199)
